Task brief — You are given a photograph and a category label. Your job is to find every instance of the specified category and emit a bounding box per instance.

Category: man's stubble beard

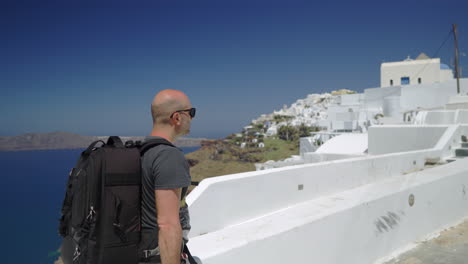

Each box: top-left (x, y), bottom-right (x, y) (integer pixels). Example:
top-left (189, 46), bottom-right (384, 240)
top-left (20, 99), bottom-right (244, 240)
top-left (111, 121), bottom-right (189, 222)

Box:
top-left (180, 122), bottom-right (191, 136)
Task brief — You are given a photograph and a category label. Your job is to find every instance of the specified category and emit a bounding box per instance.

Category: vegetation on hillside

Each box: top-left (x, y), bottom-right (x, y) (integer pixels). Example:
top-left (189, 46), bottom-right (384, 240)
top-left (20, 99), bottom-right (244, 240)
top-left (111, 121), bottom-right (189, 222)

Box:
top-left (186, 137), bottom-right (299, 185)
top-left (185, 113), bottom-right (324, 191)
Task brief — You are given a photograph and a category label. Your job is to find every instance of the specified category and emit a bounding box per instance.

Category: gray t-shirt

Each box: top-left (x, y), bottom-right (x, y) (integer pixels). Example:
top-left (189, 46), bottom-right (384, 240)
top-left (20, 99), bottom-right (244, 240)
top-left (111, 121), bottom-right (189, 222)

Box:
top-left (141, 137), bottom-right (191, 230)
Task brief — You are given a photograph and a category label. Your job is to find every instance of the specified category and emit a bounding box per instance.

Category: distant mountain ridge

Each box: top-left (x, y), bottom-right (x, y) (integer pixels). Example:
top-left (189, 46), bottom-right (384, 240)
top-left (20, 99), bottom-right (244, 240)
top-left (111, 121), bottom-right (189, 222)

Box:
top-left (0, 132), bottom-right (205, 151)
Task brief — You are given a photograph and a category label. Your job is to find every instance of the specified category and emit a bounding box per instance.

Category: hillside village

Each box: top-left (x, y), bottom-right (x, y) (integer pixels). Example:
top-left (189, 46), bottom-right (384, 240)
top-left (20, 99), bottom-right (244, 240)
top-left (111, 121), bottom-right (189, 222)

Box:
top-left (232, 90), bottom-right (353, 145)
top-left (186, 90), bottom-right (351, 181)
top-left (187, 53), bottom-right (468, 178)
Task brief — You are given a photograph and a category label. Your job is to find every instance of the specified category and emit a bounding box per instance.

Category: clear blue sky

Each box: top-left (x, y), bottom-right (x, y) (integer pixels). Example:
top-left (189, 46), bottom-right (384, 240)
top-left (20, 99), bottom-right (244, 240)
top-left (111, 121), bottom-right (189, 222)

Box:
top-left (1, 0), bottom-right (467, 139)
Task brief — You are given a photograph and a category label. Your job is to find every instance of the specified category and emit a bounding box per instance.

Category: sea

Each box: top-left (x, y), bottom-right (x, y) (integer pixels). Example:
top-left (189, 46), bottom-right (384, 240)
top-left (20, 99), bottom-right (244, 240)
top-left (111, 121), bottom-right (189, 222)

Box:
top-left (0, 146), bottom-right (200, 264)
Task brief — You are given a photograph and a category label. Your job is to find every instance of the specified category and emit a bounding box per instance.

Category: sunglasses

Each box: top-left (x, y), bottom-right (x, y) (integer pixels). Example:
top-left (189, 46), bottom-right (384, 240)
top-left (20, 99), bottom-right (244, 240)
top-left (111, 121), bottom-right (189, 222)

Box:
top-left (170, 108), bottom-right (196, 119)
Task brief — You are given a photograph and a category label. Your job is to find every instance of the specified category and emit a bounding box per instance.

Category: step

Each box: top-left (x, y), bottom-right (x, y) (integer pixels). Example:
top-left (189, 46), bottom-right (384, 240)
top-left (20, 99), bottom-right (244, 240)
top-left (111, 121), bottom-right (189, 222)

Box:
top-left (455, 148), bottom-right (468, 157)
top-left (461, 142), bottom-right (468, 148)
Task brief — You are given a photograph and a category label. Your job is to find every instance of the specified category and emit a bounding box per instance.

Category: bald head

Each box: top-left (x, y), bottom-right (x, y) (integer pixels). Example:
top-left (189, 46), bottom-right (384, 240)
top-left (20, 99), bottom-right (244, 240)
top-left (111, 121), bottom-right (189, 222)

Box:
top-left (151, 89), bottom-right (191, 125)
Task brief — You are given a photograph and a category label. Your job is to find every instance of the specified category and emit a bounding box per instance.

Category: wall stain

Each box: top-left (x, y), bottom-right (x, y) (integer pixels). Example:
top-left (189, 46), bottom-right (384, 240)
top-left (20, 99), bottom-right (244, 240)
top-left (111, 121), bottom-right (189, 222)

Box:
top-left (375, 211), bottom-right (402, 234)
top-left (375, 219), bottom-right (389, 233)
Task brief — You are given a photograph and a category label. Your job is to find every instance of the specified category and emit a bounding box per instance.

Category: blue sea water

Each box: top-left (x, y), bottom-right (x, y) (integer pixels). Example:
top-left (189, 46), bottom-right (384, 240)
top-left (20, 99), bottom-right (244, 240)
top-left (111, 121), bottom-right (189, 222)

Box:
top-left (0, 146), bottom-right (199, 264)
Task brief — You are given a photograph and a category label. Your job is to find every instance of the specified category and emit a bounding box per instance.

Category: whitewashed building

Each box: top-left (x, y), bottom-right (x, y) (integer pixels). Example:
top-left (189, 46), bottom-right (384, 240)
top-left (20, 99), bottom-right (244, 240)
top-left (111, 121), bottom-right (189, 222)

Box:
top-left (381, 53), bottom-right (454, 87)
top-left (255, 55), bottom-right (466, 168)
top-left (250, 54), bottom-right (457, 139)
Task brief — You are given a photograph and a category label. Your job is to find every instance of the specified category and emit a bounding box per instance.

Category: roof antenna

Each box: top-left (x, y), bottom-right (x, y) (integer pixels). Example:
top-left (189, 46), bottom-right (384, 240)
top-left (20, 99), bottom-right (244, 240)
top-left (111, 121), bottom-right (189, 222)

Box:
top-left (453, 24), bottom-right (461, 94)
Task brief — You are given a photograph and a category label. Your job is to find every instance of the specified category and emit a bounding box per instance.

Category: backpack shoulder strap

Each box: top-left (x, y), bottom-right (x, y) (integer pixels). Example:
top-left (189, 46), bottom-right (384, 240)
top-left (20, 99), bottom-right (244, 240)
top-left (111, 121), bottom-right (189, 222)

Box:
top-left (183, 243), bottom-right (198, 264)
top-left (83, 140), bottom-right (105, 156)
top-left (140, 139), bottom-right (200, 186)
top-left (140, 138), bottom-right (176, 156)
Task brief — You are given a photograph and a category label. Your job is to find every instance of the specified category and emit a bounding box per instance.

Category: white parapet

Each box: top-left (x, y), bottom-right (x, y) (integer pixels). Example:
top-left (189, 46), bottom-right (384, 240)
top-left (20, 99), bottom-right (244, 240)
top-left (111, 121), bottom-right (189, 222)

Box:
top-left (415, 109), bottom-right (468, 125)
top-left (188, 158), bottom-right (468, 264)
top-left (186, 124), bottom-right (468, 263)
top-left (187, 149), bottom-right (437, 238)
top-left (368, 125), bottom-right (448, 155)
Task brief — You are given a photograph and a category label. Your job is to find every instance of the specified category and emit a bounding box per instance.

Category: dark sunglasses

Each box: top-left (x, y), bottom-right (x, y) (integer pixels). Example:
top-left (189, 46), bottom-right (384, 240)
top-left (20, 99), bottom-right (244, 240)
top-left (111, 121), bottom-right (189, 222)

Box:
top-left (170, 108), bottom-right (196, 119)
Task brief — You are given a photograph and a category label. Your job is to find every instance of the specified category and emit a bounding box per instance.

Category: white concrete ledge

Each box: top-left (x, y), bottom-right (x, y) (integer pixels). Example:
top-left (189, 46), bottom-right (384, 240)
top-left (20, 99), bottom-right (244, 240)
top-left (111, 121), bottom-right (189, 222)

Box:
top-left (188, 159), bottom-right (468, 264)
top-left (187, 149), bottom-right (438, 237)
top-left (368, 125), bottom-right (448, 155)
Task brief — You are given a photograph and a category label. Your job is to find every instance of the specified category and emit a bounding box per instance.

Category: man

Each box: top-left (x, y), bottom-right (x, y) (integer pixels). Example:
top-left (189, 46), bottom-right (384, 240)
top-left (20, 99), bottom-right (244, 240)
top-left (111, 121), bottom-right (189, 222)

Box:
top-left (140, 89), bottom-right (195, 264)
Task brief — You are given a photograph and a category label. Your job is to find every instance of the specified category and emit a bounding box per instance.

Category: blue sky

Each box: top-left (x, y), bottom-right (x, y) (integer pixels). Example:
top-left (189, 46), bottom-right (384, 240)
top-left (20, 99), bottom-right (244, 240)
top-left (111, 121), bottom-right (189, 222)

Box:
top-left (1, 0), bottom-right (467, 139)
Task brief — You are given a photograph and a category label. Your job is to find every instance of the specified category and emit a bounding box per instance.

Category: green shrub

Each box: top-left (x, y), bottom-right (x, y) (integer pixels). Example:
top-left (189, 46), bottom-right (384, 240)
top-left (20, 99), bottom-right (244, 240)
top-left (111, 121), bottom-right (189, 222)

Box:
top-left (298, 123), bottom-right (312, 137)
top-left (278, 125), bottom-right (299, 141)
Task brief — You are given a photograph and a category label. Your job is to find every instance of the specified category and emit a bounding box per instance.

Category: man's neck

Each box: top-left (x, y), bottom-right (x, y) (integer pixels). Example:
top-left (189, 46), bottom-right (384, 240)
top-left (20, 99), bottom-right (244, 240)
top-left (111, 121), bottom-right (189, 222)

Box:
top-left (150, 129), bottom-right (177, 143)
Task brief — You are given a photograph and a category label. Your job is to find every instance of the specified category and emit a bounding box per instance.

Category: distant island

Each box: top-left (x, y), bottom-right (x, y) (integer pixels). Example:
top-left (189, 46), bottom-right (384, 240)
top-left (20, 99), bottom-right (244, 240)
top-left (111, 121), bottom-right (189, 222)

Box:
top-left (0, 132), bottom-right (206, 151)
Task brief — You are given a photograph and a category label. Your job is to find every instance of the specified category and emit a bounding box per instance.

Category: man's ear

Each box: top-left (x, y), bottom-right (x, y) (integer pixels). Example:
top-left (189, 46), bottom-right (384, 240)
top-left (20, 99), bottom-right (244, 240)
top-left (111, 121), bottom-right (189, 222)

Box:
top-left (174, 112), bottom-right (181, 124)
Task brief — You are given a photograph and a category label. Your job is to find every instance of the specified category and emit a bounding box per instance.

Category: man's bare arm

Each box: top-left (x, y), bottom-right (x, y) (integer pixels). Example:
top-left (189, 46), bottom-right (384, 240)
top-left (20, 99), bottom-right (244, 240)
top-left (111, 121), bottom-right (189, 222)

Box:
top-left (155, 188), bottom-right (182, 264)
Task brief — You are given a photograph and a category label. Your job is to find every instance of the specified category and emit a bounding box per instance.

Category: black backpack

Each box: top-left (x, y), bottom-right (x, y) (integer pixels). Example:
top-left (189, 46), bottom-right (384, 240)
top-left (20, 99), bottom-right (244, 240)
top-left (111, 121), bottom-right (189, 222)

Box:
top-left (58, 136), bottom-right (176, 264)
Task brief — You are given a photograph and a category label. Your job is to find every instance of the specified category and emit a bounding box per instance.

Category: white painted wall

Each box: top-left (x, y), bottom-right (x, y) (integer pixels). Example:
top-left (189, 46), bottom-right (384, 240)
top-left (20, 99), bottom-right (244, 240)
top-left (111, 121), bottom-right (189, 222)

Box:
top-left (419, 111), bottom-right (456, 124)
top-left (188, 125), bottom-right (468, 237)
top-left (318, 120), bottom-right (330, 128)
top-left (326, 106), bottom-right (362, 132)
top-left (334, 111), bottom-right (360, 121)
top-left (330, 120), bottom-right (354, 131)
top-left (255, 155), bottom-right (305, 171)
top-left (188, 159), bottom-right (468, 264)
top-left (327, 105), bottom-right (358, 114)
top-left (341, 93), bottom-right (364, 106)
top-left (456, 110), bottom-right (468, 123)
top-left (440, 68), bottom-right (454, 82)
top-left (400, 80), bottom-right (460, 111)
top-left (186, 149), bottom-right (436, 237)
top-left (368, 125), bottom-right (448, 155)
top-left (446, 92), bottom-right (468, 110)
top-left (381, 58), bottom-right (450, 87)
top-left (382, 96), bottom-right (401, 118)
top-left (302, 152), bottom-right (364, 163)
top-left (364, 86), bottom-right (401, 111)
top-left (433, 125), bottom-right (462, 159)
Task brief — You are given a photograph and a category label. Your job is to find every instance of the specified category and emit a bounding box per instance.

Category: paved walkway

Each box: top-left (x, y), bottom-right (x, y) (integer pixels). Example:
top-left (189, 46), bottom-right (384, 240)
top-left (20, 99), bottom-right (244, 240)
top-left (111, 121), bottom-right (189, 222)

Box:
top-left (384, 219), bottom-right (468, 264)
